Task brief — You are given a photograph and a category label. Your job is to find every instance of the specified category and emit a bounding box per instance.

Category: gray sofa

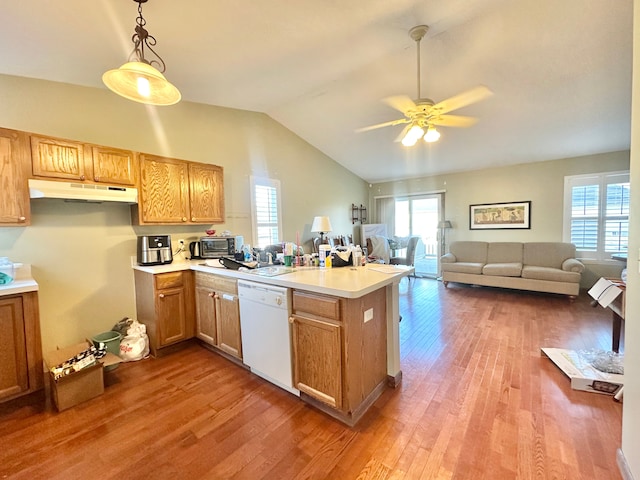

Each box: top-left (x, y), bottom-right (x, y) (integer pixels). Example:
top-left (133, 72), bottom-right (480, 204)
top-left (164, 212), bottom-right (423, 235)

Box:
top-left (440, 241), bottom-right (585, 298)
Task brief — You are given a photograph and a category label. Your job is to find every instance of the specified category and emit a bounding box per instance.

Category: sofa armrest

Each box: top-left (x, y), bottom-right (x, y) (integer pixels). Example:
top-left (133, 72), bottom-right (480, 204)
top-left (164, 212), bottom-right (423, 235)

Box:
top-left (562, 258), bottom-right (585, 273)
top-left (441, 253), bottom-right (457, 263)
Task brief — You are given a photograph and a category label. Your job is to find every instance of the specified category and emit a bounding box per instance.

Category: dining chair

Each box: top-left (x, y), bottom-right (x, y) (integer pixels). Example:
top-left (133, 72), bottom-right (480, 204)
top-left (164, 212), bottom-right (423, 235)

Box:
top-left (390, 236), bottom-right (420, 279)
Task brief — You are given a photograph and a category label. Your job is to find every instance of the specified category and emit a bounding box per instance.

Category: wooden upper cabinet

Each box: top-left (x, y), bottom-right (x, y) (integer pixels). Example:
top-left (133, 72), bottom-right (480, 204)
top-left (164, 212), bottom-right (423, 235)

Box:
top-left (90, 146), bottom-right (137, 186)
top-left (30, 135), bottom-right (86, 181)
top-left (0, 128), bottom-right (30, 226)
top-left (189, 163), bottom-right (224, 223)
top-left (138, 154), bottom-right (190, 224)
top-left (30, 135), bottom-right (137, 186)
top-left (134, 154), bottom-right (224, 225)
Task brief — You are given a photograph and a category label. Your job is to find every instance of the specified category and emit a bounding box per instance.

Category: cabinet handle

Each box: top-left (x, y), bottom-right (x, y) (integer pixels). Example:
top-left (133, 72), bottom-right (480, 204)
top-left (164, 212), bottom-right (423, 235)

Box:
top-left (79, 175), bottom-right (85, 181)
top-left (159, 293), bottom-right (165, 298)
top-left (94, 176), bottom-right (99, 182)
top-left (208, 292), bottom-right (215, 298)
top-left (18, 216), bottom-right (26, 222)
top-left (191, 217), bottom-right (196, 222)
top-left (289, 316), bottom-right (294, 324)
top-left (214, 294), bottom-right (220, 299)
top-left (182, 217), bottom-right (187, 222)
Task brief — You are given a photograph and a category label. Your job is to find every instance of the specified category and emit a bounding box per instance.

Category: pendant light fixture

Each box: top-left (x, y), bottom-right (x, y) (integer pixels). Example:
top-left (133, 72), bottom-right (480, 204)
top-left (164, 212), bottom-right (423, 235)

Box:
top-left (102, 0), bottom-right (181, 106)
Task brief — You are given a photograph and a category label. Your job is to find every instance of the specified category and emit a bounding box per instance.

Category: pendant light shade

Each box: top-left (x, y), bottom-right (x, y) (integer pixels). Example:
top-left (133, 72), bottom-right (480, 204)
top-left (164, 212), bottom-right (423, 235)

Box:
top-left (103, 0), bottom-right (180, 106)
top-left (102, 61), bottom-right (181, 106)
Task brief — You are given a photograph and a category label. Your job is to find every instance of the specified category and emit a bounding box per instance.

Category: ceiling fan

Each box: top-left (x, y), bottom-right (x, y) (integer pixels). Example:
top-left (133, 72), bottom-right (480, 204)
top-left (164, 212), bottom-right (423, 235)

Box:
top-left (357, 25), bottom-right (493, 146)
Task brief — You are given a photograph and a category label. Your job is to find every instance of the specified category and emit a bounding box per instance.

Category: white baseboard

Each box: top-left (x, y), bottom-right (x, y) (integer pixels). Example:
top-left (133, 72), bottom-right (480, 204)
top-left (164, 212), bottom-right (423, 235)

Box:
top-left (617, 448), bottom-right (635, 480)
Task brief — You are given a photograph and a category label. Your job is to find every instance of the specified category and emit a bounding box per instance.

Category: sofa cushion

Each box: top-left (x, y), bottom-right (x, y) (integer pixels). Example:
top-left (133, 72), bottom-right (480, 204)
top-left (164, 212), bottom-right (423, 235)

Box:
top-left (441, 262), bottom-right (485, 274)
top-left (449, 241), bottom-right (488, 263)
top-left (523, 242), bottom-right (576, 269)
top-left (483, 262), bottom-right (523, 277)
top-left (521, 265), bottom-right (581, 283)
top-left (487, 242), bottom-right (523, 264)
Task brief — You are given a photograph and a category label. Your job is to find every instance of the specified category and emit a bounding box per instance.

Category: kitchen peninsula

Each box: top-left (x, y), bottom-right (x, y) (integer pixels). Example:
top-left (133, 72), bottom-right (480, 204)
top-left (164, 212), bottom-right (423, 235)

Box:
top-left (133, 260), bottom-right (412, 425)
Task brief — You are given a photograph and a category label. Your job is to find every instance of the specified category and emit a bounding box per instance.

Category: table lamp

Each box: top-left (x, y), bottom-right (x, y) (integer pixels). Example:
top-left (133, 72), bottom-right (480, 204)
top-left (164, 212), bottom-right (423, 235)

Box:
top-left (311, 216), bottom-right (333, 244)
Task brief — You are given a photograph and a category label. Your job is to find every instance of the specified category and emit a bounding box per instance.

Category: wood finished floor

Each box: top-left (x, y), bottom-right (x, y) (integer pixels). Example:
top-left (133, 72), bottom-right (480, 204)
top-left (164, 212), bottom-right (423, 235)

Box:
top-left (0, 279), bottom-right (623, 480)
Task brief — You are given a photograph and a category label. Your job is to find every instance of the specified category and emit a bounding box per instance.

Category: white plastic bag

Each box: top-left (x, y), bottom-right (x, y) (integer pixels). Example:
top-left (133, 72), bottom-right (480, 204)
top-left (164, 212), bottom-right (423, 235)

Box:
top-left (119, 319), bottom-right (150, 361)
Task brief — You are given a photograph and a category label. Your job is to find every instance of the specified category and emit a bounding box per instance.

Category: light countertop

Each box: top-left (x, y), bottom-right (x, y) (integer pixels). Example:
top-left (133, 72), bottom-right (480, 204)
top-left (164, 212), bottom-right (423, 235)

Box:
top-left (133, 259), bottom-right (413, 298)
top-left (0, 264), bottom-right (39, 296)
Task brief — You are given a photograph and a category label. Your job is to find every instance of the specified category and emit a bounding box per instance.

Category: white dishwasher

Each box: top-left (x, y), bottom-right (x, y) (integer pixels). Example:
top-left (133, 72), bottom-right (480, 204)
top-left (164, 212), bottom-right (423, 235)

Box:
top-left (238, 280), bottom-right (299, 396)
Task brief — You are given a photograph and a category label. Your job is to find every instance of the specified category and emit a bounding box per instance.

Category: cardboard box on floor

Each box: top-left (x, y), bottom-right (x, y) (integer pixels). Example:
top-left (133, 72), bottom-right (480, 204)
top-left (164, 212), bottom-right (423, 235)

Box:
top-left (44, 340), bottom-right (122, 411)
top-left (541, 347), bottom-right (623, 395)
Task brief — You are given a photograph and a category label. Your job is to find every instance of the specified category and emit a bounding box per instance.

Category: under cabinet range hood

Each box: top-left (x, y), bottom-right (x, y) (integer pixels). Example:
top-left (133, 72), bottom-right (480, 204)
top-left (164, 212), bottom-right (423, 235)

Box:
top-left (28, 179), bottom-right (138, 204)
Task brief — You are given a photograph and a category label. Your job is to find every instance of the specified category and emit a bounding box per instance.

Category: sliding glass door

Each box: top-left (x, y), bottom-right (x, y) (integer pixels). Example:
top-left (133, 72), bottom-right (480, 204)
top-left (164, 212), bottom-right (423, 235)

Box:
top-left (394, 194), bottom-right (442, 278)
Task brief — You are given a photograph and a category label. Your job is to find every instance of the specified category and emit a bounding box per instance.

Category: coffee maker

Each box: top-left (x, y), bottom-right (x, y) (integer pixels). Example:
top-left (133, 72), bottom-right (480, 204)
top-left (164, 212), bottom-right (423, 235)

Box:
top-left (137, 235), bottom-right (173, 266)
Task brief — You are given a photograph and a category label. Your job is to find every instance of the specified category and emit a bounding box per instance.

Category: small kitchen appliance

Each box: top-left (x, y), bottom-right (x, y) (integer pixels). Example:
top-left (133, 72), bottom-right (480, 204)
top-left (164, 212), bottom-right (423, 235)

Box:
top-left (200, 235), bottom-right (244, 258)
top-left (137, 235), bottom-right (173, 266)
top-left (188, 241), bottom-right (201, 259)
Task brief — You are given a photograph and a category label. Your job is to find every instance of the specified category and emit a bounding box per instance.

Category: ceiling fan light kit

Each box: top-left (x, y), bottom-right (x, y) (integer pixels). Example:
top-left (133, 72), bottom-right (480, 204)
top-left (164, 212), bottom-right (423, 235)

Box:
top-left (102, 0), bottom-right (181, 106)
top-left (357, 25), bottom-right (492, 147)
top-left (424, 126), bottom-right (440, 143)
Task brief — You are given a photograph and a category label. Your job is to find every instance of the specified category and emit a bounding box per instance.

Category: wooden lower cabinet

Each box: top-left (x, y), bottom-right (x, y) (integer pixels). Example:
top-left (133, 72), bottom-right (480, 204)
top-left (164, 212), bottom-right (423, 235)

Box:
top-left (290, 314), bottom-right (342, 408)
top-left (290, 288), bottom-right (388, 425)
top-left (0, 292), bottom-right (43, 402)
top-left (194, 273), bottom-right (217, 346)
top-left (194, 272), bottom-right (242, 360)
top-left (134, 270), bottom-right (195, 356)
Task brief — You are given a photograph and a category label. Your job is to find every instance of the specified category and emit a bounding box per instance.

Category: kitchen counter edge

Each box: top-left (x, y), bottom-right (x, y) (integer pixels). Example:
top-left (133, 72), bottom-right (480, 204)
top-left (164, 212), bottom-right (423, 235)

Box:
top-left (132, 260), bottom-right (413, 299)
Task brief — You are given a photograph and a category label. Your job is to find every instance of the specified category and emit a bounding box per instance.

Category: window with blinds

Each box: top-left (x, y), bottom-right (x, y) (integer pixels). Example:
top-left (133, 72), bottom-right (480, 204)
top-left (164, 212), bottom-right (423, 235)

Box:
top-left (250, 177), bottom-right (282, 248)
top-left (564, 171), bottom-right (629, 260)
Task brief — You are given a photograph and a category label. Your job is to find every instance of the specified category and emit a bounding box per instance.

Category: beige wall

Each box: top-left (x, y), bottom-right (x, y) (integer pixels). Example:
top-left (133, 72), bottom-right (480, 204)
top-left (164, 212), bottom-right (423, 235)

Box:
top-left (0, 74), bottom-right (368, 352)
top-left (370, 151), bottom-right (630, 285)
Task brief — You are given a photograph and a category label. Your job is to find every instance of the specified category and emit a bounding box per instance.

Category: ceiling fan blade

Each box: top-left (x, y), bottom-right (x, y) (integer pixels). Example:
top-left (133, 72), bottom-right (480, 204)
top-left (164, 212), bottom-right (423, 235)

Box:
top-left (355, 118), bottom-right (410, 133)
top-left (382, 95), bottom-right (417, 114)
top-left (394, 124), bottom-right (413, 143)
top-left (431, 85), bottom-right (493, 115)
top-left (430, 115), bottom-right (479, 128)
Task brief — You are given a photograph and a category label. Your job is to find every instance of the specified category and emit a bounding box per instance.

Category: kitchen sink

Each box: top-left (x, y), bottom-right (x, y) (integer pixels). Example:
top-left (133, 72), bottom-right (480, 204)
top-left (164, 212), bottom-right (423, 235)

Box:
top-left (248, 266), bottom-right (294, 277)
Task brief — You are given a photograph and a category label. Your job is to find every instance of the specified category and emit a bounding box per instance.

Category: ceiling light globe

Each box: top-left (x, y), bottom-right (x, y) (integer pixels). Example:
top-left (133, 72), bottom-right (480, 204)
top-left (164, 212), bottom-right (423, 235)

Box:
top-left (402, 125), bottom-right (424, 146)
top-left (102, 61), bottom-right (181, 106)
top-left (424, 127), bottom-right (441, 143)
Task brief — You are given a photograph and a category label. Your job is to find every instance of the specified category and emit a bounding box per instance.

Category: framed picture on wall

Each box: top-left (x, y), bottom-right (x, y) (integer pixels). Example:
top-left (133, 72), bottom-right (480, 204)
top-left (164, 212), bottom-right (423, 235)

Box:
top-left (469, 201), bottom-right (531, 230)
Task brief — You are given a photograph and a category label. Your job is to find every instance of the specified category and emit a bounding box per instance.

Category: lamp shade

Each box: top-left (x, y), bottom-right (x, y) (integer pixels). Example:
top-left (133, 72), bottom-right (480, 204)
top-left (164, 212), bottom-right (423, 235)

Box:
top-left (438, 220), bottom-right (452, 229)
top-left (102, 61), bottom-right (181, 106)
top-left (311, 216), bottom-right (333, 233)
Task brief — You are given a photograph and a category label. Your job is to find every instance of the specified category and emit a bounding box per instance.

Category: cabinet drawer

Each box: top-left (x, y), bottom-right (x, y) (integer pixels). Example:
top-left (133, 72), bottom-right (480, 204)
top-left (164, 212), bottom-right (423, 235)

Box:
top-left (213, 277), bottom-right (237, 295)
top-left (155, 271), bottom-right (184, 290)
top-left (292, 291), bottom-right (340, 321)
top-left (194, 272), bottom-right (237, 294)
top-left (195, 271), bottom-right (216, 290)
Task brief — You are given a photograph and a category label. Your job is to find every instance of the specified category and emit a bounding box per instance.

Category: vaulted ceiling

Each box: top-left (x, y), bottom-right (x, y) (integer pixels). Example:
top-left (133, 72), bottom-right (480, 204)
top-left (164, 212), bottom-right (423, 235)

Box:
top-left (0, 0), bottom-right (632, 183)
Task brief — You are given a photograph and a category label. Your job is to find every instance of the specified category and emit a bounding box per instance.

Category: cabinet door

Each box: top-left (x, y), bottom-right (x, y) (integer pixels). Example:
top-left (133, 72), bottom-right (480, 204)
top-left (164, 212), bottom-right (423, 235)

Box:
top-left (138, 154), bottom-right (190, 223)
top-left (291, 314), bottom-right (342, 409)
top-left (215, 292), bottom-right (242, 358)
top-left (189, 163), bottom-right (224, 223)
top-left (30, 135), bottom-right (86, 181)
top-left (91, 146), bottom-right (137, 186)
top-left (156, 286), bottom-right (188, 347)
top-left (0, 128), bottom-right (30, 225)
top-left (0, 296), bottom-right (29, 400)
top-left (194, 283), bottom-right (217, 345)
